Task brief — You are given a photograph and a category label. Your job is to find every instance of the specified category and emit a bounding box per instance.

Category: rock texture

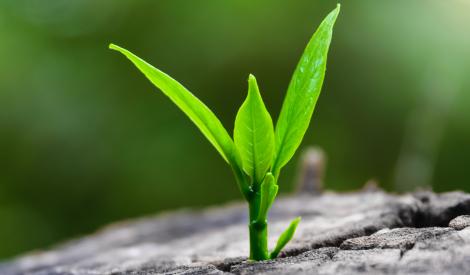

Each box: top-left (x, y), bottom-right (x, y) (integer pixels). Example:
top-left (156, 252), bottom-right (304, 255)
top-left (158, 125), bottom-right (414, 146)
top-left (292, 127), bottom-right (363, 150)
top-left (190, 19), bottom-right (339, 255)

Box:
top-left (2, 190), bottom-right (470, 275)
top-left (449, 215), bottom-right (470, 230)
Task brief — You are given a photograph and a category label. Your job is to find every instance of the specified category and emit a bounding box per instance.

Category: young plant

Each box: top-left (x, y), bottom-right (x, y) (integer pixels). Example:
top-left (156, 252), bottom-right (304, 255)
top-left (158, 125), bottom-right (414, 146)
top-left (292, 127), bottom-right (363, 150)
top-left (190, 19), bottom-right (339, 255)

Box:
top-left (110, 4), bottom-right (340, 261)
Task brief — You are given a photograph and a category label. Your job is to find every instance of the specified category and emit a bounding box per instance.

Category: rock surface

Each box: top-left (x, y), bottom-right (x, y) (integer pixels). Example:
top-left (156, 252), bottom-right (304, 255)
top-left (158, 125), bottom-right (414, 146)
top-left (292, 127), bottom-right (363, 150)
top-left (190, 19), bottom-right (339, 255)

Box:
top-left (1, 190), bottom-right (470, 275)
top-left (449, 215), bottom-right (470, 230)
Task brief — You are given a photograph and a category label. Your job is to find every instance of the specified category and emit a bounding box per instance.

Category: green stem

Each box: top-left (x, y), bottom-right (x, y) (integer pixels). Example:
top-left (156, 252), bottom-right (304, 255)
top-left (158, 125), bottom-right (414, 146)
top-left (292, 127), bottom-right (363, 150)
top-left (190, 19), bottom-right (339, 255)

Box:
top-left (232, 166), bottom-right (252, 201)
top-left (248, 193), bottom-right (269, 261)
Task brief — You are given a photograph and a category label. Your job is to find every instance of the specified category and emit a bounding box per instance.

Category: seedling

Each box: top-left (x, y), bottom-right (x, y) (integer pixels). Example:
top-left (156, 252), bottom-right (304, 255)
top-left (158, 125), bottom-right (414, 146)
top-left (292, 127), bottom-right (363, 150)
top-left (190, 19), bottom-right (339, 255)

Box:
top-left (110, 5), bottom-right (339, 261)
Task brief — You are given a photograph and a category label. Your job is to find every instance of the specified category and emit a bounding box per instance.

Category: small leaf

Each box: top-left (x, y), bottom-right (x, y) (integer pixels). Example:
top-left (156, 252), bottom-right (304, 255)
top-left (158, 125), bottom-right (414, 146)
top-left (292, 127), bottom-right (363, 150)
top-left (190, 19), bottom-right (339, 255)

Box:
top-left (109, 44), bottom-right (251, 197)
top-left (257, 173), bottom-right (278, 223)
top-left (272, 5), bottom-right (340, 177)
top-left (269, 217), bottom-right (301, 259)
top-left (234, 74), bottom-right (275, 184)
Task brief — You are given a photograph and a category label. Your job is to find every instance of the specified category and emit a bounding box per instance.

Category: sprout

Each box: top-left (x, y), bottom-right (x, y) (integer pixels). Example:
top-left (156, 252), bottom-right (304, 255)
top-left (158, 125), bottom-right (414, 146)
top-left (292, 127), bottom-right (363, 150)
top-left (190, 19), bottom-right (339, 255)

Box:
top-left (109, 4), bottom-right (340, 261)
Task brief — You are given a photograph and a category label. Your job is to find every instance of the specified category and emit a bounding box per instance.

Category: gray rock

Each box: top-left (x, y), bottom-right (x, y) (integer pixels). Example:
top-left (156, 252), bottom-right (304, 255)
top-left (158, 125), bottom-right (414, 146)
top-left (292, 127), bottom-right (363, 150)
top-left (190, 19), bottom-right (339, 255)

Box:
top-left (449, 215), bottom-right (470, 230)
top-left (1, 190), bottom-right (470, 275)
top-left (340, 227), bottom-right (452, 251)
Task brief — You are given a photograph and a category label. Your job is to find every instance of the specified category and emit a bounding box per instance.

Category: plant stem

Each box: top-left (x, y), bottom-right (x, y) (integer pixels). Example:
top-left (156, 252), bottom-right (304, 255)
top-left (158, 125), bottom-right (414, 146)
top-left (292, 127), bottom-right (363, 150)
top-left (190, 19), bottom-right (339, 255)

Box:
top-left (248, 193), bottom-right (269, 260)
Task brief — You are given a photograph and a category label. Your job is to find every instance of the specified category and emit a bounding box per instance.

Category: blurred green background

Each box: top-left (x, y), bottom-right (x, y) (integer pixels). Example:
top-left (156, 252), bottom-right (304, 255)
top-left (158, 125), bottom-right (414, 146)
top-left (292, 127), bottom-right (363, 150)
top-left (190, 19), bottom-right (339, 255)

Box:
top-left (1, 0), bottom-right (469, 260)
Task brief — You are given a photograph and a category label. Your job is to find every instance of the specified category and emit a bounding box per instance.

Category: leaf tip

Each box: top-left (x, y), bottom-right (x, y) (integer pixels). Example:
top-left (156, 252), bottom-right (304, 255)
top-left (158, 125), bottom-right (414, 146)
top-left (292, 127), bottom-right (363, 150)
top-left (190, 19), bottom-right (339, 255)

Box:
top-left (247, 74), bottom-right (260, 98)
top-left (248, 73), bottom-right (257, 84)
top-left (109, 43), bottom-right (118, 50)
top-left (265, 172), bottom-right (274, 179)
top-left (331, 3), bottom-right (341, 19)
top-left (109, 43), bottom-right (127, 54)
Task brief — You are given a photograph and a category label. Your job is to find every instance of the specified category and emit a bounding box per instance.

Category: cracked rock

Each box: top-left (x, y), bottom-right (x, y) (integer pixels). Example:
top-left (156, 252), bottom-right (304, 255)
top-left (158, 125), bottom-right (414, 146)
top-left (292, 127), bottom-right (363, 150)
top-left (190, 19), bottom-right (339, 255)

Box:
top-left (1, 191), bottom-right (470, 275)
top-left (340, 227), bottom-right (452, 251)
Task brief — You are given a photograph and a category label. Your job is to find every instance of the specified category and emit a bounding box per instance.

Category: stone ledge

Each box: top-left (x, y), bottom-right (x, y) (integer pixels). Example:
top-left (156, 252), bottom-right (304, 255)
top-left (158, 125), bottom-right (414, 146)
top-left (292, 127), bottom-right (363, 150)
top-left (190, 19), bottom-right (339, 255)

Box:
top-left (2, 190), bottom-right (470, 275)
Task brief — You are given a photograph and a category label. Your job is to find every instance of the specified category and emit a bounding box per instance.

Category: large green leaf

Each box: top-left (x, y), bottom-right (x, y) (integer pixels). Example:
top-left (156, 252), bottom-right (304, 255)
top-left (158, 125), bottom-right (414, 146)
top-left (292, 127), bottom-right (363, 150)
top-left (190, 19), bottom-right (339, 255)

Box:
top-left (272, 5), bottom-right (340, 177)
top-left (234, 74), bottom-right (274, 184)
top-left (109, 43), bottom-right (236, 163)
top-left (109, 44), bottom-right (250, 196)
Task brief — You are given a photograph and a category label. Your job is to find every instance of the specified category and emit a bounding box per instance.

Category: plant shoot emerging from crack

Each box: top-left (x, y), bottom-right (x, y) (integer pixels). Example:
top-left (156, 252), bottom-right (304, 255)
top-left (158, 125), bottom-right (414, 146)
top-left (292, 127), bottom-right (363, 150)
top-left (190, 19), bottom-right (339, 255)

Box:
top-left (109, 4), bottom-right (340, 261)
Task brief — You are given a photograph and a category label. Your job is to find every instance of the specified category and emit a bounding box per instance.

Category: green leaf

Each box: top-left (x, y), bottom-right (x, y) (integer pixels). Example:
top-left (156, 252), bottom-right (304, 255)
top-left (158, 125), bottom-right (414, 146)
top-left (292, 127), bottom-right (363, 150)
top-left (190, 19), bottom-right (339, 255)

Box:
top-left (234, 74), bottom-right (275, 184)
top-left (272, 4), bottom-right (340, 177)
top-left (269, 217), bottom-right (301, 259)
top-left (109, 44), bottom-right (251, 197)
top-left (257, 173), bottom-right (278, 223)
